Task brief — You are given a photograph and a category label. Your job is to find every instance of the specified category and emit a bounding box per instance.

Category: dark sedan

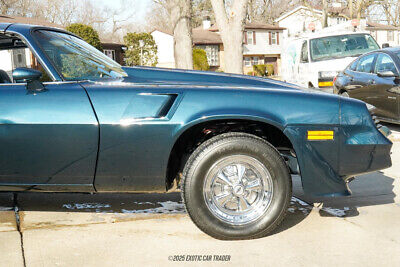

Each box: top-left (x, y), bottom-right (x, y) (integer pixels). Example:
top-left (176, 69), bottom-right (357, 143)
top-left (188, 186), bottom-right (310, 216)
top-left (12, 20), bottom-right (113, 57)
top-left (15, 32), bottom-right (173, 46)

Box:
top-left (334, 47), bottom-right (400, 124)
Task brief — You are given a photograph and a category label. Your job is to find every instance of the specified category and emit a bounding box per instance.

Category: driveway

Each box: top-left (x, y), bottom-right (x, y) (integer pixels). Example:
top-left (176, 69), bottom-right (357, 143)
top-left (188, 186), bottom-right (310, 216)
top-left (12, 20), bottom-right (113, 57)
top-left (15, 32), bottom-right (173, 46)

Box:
top-left (1, 124), bottom-right (399, 267)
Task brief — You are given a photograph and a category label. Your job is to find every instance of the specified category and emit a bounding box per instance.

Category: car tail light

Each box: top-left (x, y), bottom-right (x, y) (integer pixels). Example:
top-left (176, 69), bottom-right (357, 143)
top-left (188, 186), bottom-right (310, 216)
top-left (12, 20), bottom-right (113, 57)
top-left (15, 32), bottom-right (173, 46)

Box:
top-left (333, 75), bottom-right (337, 84)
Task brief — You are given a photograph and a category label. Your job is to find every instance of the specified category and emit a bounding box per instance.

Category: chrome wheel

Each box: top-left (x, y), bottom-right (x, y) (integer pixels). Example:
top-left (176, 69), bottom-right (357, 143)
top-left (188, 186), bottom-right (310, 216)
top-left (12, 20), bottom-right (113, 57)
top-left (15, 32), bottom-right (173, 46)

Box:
top-left (203, 155), bottom-right (274, 225)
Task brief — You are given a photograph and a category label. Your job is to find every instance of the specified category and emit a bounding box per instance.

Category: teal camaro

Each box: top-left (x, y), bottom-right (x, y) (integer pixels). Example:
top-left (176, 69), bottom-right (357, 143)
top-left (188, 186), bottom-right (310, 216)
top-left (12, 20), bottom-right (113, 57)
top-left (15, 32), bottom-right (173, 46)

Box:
top-left (0, 23), bottom-right (392, 240)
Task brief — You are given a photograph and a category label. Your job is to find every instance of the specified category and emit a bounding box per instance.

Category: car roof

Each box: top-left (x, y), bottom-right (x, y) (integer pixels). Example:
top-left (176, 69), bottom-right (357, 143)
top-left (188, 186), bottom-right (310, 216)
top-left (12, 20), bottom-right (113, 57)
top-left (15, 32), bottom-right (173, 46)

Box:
top-left (0, 22), bottom-right (80, 40)
top-left (381, 46), bottom-right (400, 53)
top-left (362, 46), bottom-right (400, 58)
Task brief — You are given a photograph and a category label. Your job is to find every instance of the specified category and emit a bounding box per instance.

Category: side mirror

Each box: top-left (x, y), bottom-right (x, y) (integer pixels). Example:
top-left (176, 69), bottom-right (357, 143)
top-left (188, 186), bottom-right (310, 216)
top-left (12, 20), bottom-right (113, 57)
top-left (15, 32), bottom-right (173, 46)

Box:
top-left (12, 68), bottom-right (45, 91)
top-left (377, 70), bottom-right (397, 78)
top-left (382, 43), bottom-right (390, 48)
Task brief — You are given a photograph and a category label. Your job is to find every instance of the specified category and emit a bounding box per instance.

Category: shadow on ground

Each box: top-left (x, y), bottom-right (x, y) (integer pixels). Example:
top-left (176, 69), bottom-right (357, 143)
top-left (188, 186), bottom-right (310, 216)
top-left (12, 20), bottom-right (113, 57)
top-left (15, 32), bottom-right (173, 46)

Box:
top-left (296, 172), bottom-right (396, 218)
top-left (0, 170), bottom-right (396, 237)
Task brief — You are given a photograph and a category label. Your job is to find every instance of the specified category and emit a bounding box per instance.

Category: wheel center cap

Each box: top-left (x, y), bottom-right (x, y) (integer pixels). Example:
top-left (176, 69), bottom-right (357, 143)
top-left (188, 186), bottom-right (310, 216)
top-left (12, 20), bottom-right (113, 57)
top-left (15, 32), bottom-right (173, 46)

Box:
top-left (233, 185), bottom-right (244, 196)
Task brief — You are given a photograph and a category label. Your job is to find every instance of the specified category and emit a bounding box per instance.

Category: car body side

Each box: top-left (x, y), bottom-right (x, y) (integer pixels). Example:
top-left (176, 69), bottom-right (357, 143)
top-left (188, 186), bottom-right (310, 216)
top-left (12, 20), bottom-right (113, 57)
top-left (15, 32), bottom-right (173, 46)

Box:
top-left (0, 23), bottom-right (392, 197)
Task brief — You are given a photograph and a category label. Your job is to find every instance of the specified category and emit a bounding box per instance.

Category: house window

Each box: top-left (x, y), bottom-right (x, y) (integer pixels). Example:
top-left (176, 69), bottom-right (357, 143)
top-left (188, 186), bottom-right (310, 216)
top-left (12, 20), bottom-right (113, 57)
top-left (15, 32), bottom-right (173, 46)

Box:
top-left (244, 57), bottom-right (251, 66)
top-left (196, 45), bottom-right (220, 66)
top-left (12, 49), bottom-right (27, 69)
top-left (244, 57), bottom-right (260, 66)
top-left (271, 32), bottom-right (278, 44)
top-left (247, 31), bottom-right (254, 45)
top-left (388, 31), bottom-right (394, 42)
top-left (104, 49), bottom-right (116, 60)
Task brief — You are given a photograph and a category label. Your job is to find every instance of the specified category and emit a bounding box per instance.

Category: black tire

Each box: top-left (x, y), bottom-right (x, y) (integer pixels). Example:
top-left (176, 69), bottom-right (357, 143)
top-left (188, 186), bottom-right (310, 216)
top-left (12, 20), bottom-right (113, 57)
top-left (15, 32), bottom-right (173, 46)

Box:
top-left (341, 91), bottom-right (350, 98)
top-left (181, 132), bottom-right (292, 240)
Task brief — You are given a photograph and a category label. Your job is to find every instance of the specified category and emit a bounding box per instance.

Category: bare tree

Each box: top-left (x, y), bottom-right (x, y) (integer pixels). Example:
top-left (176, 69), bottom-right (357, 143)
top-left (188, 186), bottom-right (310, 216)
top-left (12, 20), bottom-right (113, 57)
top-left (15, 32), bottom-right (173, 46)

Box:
top-left (192, 0), bottom-right (215, 27)
top-left (247, 0), bottom-right (299, 23)
top-left (302, 0), bottom-right (329, 28)
top-left (154, 0), bottom-right (193, 70)
top-left (0, 0), bottom-right (36, 16)
top-left (374, 0), bottom-right (399, 26)
top-left (210, 0), bottom-right (249, 74)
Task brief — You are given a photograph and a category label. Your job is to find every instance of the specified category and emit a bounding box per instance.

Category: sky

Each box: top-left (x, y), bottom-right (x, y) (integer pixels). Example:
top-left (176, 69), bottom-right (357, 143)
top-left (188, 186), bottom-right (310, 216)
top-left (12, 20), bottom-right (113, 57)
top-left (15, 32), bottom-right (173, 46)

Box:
top-left (97, 0), bottom-right (153, 25)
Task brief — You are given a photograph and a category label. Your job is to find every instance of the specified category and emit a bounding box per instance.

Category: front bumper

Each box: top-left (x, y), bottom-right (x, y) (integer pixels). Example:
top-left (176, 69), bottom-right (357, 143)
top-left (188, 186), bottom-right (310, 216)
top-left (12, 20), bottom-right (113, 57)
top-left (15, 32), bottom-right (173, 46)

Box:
top-left (339, 98), bottom-right (393, 180)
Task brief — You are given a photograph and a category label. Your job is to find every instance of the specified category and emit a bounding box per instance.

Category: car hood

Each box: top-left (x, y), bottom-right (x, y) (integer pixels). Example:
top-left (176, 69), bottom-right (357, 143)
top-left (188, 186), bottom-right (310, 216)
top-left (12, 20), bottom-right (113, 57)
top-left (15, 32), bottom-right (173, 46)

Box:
top-left (311, 57), bottom-right (356, 72)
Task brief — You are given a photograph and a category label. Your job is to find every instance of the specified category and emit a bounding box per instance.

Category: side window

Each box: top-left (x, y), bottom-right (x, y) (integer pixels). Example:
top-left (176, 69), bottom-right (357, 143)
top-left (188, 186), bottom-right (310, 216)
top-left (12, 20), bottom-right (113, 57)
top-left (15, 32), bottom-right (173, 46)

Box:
top-left (0, 34), bottom-right (52, 84)
top-left (356, 54), bottom-right (375, 73)
top-left (300, 41), bottom-right (308, 63)
top-left (375, 54), bottom-right (399, 76)
top-left (349, 59), bottom-right (358, 71)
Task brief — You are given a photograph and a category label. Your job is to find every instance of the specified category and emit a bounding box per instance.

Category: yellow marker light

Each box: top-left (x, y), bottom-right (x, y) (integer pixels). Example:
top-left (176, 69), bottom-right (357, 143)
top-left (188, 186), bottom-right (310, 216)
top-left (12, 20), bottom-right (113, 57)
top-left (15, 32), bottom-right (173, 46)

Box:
top-left (307, 130), bottom-right (334, 140)
top-left (318, 81), bottom-right (333, 87)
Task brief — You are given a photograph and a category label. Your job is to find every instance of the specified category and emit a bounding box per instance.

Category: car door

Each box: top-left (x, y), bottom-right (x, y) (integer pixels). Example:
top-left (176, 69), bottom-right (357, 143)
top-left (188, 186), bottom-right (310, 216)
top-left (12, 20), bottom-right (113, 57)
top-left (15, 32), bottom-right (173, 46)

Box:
top-left (81, 81), bottom-right (181, 193)
top-left (347, 53), bottom-right (377, 101)
top-left (339, 59), bottom-right (359, 93)
top-left (0, 81), bottom-right (98, 191)
top-left (367, 53), bottom-right (400, 121)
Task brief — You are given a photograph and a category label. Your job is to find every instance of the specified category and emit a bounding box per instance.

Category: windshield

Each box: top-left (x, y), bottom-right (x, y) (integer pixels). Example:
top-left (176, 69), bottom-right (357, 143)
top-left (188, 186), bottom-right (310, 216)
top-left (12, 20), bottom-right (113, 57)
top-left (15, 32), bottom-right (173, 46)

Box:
top-left (34, 30), bottom-right (127, 81)
top-left (310, 34), bottom-right (379, 62)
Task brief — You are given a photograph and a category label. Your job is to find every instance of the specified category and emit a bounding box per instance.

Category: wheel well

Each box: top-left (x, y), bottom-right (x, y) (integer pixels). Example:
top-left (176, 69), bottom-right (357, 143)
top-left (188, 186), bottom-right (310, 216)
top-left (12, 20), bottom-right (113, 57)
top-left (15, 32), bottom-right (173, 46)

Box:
top-left (165, 119), bottom-right (295, 190)
top-left (338, 89), bottom-right (347, 95)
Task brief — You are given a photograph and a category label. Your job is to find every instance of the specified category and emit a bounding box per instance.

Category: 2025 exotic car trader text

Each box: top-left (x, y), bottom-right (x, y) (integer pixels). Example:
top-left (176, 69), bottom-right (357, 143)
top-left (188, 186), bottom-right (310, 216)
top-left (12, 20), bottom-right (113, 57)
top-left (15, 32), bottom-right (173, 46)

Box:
top-left (0, 23), bottom-right (392, 240)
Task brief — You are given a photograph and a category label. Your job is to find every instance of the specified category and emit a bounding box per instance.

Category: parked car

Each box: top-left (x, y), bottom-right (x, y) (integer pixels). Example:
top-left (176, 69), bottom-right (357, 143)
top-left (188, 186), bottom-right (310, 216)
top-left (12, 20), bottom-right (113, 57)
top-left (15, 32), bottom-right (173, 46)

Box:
top-left (0, 23), bottom-right (393, 240)
top-left (334, 47), bottom-right (400, 124)
top-left (281, 32), bottom-right (380, 91)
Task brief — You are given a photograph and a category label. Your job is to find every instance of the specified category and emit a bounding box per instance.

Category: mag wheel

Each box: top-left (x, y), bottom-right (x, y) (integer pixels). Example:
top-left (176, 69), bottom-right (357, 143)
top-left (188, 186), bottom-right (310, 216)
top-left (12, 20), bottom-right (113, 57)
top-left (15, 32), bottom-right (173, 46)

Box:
top-left (203, 155), bottom-right (273, 225)
top-left (182, 132), bottom-right (292, 240)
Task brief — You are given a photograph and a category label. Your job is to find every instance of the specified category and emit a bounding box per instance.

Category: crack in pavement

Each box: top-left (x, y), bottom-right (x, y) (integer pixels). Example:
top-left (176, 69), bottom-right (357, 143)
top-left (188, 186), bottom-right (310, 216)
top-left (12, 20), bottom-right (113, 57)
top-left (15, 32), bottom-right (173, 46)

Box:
top-left (13, 193), bottom-right (26, 267)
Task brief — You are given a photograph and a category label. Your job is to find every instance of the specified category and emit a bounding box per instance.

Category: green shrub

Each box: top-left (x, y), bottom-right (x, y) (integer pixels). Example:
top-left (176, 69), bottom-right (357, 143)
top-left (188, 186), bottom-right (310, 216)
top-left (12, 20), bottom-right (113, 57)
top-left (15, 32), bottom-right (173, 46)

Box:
top-left (193, 48), bottom-right (209, 71)
top-left (66, 23), bottom-right (102, 50)
top-left (266, 64), bottom-right (275, 76)
top-left (253, 64), bottom-right (267, 77)
top-left (123, 32), bottom-right (158, 66)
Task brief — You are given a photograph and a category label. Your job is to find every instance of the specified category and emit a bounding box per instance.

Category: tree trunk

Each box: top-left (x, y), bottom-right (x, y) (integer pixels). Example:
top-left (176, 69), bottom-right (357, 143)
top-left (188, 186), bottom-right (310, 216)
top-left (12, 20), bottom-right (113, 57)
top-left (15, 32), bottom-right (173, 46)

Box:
top-left (170, 0), bottom-right (193, 69)
top-left (220, 23), bottom-right (244, 74)
top-left (321, 0), bottom-right (328, 28)
top-left (356, 0), bottom-right (362, 21)
top-left (210, 0), bottom-right (249, 74)
top-left (349, 0), bottom-right (353, 19)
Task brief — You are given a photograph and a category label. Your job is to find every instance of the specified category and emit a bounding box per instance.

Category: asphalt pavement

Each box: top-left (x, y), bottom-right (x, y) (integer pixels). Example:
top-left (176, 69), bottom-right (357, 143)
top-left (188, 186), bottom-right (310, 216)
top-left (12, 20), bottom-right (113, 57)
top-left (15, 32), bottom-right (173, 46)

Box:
top-left (0, 123), bottom-right (399, 267)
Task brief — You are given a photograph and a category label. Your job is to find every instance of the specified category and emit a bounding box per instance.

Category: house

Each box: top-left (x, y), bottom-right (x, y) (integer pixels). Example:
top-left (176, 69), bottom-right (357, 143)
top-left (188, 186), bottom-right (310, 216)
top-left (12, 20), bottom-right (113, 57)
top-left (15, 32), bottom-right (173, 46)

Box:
top-left (151, 29), bottom-right (175, 68)
top-left (275, 4), bottom-right (400, 47)
top-left (151, 26), bottom-right (224, 70)
top-left (366, 22), bottom-right (400, 47)
top-left (241, 23), bottom-right (285, 75)
top-left (102, 43), bottom-right (126, 65)
top-left (152, 18), bottom-right (285, 75)
top-left (192, 24), bottom-right (224, 71)
top-left (275, 5), bottom-right (349, 38)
